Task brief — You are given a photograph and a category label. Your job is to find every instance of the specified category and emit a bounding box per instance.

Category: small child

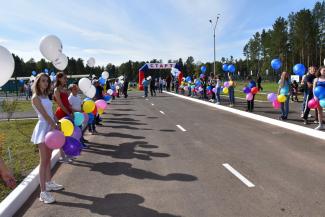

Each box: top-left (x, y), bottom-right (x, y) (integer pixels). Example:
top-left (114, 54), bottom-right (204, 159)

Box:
top-left (68, 84), bottom-right (88, 148)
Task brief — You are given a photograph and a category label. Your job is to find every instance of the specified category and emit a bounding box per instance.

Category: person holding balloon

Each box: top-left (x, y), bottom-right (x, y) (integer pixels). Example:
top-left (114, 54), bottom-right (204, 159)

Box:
top-left (215, 75), bottom-right (221, 104)
top-left (313, 66), bottom-right (325, 130)
top-left (31, 73), bottom-right (63, 204)
top-left (228, 74), bottom-right (236, 107)
top-left (277, 71), bottom-right (291, 120)
top-left (302, 66), bottom-right (318, 124)
top-left (53, 72), bottom-right (73, 163)
top-left (246, 76), bottom-right (257, 112)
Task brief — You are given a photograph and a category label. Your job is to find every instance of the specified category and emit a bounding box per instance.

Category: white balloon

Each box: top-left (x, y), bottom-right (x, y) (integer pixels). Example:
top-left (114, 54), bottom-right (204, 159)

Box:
top-left (39, 35), bottom-right (62, 61)
top-left (53, 53), bottom-right (68, 70)
top-left (84, 85), bottom-right (96, 98)
top-left (146, 76), bottom-right (152, 80)
top-left (116, 86), bottom-right (120, 90)
top-left (78, 78), bottom-right (91, 92)
top-left (107, 89), bottom-right (113, 95)
top-left (102, 71), bottom-right (109, 79)
top-left (87, 57), bottom-right (95, 67)
top-left (118, 75), bottom-right (124, 80)
top-left (120, 80), bottom-right (124, 84)
top-left (323, 58), bottom-right (325, 66)
top-left (0, 46), bottom-right (15, 87)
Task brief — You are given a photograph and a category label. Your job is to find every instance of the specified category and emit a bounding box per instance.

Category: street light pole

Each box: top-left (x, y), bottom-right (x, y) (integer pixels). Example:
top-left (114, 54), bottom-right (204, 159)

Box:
top-left (210, 14), bottom-right (220, 78)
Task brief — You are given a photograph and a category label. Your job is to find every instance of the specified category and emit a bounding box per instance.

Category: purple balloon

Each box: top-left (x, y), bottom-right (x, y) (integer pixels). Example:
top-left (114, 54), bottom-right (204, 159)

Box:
top-left (72, 127), bottom-right (82, 141)
top-left (243, 86), bottom-right (251, 94)
top-left (224, 81), bottom-right (230, 88)
top-left (212, 88), bottom-right (217, 93)
top-left (63, 137), bottom-right (82, 157)
top-left (267, 93), bottom-right (277, 102)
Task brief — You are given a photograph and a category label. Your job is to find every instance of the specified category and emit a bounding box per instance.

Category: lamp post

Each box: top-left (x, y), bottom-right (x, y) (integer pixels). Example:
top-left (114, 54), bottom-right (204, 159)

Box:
top-left (209, 14), bottom-right (220, 78)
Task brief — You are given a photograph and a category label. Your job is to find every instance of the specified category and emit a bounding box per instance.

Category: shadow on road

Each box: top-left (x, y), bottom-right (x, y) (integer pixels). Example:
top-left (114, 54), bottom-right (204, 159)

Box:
top-left (84, 141), bottom-right (170, 160)
top-left (72, 161), bottom-right (198, 182)
top-left (55, 192), bottom-right (181, 217)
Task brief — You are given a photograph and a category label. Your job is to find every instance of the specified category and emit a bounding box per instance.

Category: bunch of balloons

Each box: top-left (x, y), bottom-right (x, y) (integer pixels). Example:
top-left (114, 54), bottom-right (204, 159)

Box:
top-left (312, 85), bottom-right (325, 108)
top-left (39, 35), bottom-right (68, 71)
top-left (222, 64), bottom-right (235, 73)
top-left (267, 93), bottom-right (281, 109)
top-left (242, 81), bottom-right (258, 101)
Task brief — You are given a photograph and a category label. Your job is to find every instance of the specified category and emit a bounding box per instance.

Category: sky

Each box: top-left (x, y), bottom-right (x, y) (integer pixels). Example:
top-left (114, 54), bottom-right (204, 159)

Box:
top-left (0, 0), bottom-right (318, 66)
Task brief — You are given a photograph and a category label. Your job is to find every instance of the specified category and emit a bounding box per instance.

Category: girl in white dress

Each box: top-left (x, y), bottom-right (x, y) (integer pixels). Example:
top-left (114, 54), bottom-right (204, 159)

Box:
top-left (31, 73), bottom-right (63, 204)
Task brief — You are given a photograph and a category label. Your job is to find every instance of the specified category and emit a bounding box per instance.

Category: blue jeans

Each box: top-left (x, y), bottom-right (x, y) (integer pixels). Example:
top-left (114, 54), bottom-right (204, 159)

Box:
top-left (281, 95), bottom-right (290, 118)
top-left (228, 87), bottom-right (235, 104)
top-left (144, 86), bottom-right (148, 97)
top-left (301, 91), bottom-right (308, 112)
top-left (216, 87), bottom-right (221, 103)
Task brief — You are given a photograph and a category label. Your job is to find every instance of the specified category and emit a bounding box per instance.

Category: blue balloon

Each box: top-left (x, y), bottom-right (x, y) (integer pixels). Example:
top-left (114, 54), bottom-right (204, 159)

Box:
top-left (51, 71), bottom-right (55, 76)
top-left (19, 79), bottom-right (24, 84)
top-left (271, 59), bottom-right (282, 70)
top-left (32, 70), bottom-right (37, 76)
top-left (88, 113), bottom-right (95, 124)
top-left (111, 85), bottom-right (116, 90)
top-left (104, 95), bottom-right (111, 102)
top-left (207, 86), bottom-right (212, 91)
top-left (222, 64), bottom-right (228, 72)
top-left (99, 77), bottom-right (106, 85)
top-left (314, 86), bottom-right (325, 99)
top-left (293, 64), bottom-right (306, 76)
top-left (195, 80), bottom-right (201, 86)
top-left (199, 73), bottom-right (205, 79)
top-left (201, 65), bottom-right (207, 73)
top-left (320, 99), bottom-right (325, 108)
top-left (44, 68), bottom-right (49, 73)
top-left (73, 112), bottom-right (84, 126)
top-left (248, 81), bottom-right (256, 89)
top-left (185, 76), bottom-right (191, 82)
top-left (228, 64), bottom-right (235, 73)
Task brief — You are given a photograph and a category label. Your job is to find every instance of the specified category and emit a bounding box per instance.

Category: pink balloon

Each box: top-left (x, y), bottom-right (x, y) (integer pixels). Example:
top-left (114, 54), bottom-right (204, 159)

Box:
top-left (72, 127), bottom-right (82, 141)
top-left (95, 99), bottom-right (107, 110)
top-left (83, 112), bottom-right (89, 125)
top-left (45, 130), bottom-right (65, 149)
top-left (246, 93), bottom-right (253, 101)
top-left (272, 100), bottom-right (281, 109)
top-left (308, 98), bottom-right (319, 109)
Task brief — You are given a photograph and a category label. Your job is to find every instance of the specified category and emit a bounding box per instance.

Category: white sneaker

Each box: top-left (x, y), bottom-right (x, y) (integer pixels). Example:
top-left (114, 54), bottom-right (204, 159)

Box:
top-left (59, 157), bottom-right (72, 164)
top-left (216, 102), bottom-right (220, 105)
top-left (46, 181), bottom-right (64, 191)
top-left (315, 125), bottom-right (324, 130)
top-left (39, 191), bottom-right (55, 204)
top-left (308, 114), bottom-right (312, 118)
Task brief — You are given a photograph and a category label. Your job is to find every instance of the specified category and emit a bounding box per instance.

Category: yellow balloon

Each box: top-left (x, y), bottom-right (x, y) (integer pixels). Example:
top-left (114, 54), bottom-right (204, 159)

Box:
top-left (277, 94), bottom-right (286, 103)
top-left (59, 119), bottom-right (74, 137)
top-left (83, 100), bottom-right (95, 113)
top-left (98, 108), bottom-right (104, 115)
top-left (223, 87), bottom-right (229, 94)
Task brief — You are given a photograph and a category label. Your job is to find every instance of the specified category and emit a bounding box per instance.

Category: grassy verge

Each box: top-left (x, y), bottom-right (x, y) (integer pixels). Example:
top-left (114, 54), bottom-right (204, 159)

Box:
top-left (15, 101), bottom-right (34, 112)
top-left (0, 119), bottom-right (39, 201)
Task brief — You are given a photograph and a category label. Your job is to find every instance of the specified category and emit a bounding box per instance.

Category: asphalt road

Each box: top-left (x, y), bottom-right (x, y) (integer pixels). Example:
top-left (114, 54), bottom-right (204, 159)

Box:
top-left (15, 92), bottom-right (325, 217)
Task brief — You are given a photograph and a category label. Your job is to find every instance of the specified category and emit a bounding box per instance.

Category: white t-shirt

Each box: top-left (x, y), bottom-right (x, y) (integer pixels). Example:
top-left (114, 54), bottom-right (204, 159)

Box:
top-left (68, 94), bottom-right (82, 112)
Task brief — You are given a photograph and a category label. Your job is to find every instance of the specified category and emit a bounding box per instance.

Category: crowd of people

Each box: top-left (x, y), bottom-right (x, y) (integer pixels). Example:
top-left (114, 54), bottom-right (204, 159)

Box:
top-left (142, 66), bottom-right (325, 130)
top-left (0, 71), bottom-right (130, 204)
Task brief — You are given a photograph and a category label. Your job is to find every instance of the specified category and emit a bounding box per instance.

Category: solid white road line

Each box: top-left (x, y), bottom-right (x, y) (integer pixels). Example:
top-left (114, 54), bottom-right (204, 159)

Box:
top-left (160, 111), bottom-right (165, 115)
top-left (222, 163), bottom-right (255, 188)
top-left (176, 125), bottom-right (187, 132)
top-left (164, 91), bottom-right (325, 141)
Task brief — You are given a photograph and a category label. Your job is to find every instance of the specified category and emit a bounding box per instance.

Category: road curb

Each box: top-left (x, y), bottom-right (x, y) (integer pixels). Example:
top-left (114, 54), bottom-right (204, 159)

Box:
top-left (164, 91), bottom-right (325, 141)
top-left (0, 149), bottom-right (60, 217)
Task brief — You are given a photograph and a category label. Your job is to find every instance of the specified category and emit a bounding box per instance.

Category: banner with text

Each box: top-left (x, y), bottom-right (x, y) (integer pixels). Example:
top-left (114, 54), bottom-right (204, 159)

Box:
top-left (147, 63), bottom-right (176, 69)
